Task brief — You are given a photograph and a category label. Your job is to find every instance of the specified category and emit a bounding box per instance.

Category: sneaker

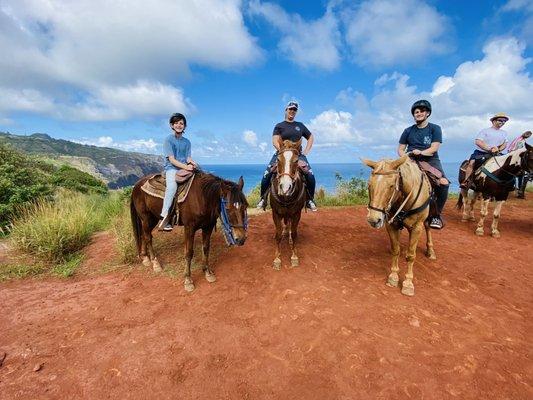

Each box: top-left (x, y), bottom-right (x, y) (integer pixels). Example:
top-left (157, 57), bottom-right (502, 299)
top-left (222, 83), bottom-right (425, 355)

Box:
top-left (307, 200), bottom-right (318, 212)
top-left (256, 198), bottom-right (266, 209)
top-left (157, 216), bottom-right (173, 231)
top-left (429, 216), bottom-right (443, 229)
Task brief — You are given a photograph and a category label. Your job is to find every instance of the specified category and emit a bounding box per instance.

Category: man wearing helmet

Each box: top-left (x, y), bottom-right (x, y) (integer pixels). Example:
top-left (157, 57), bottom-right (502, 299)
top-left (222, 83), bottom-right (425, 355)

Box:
top-left (256, 101), bottom-right (318, 211)
top-left (398, 100), bottom-right (449, 229)
top-left (460, 113), bottom-right (509, 188)
top-left (157, 113), bottom-right (197, 231)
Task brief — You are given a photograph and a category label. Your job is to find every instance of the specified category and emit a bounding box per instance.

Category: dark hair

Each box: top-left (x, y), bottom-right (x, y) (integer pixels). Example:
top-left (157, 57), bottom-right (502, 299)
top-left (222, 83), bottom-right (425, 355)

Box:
top-left (169, 113), bottom-right (187, 126)
top-left (411, 100), bottom-right (432, 116)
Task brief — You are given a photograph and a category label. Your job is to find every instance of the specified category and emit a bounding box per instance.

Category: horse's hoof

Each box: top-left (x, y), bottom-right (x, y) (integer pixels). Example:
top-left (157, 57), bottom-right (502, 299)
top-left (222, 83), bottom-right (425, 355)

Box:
top-left (401, 282), bottom-right (415, 296)
top-left (426, 250), bottom-right (436, 260)
top-left (205, 271), bottom-right (216, 283)
top-left (290, 256), bottom-right (299, 267)
top-left (142, 257), bottom-right (152, 267)
top-left (152, 260), bottom-right (162, 273)
top-left (273, 258), bottom-right (281, 270)
top-left (475, 228), bottom-right (484, 236)
top-left (184, 279), bottom-right (195, 292)
top-left (469, 216), bottom-right (476, 221)
top-left (491, 231), bottom-right (501, 238)
top-left (386, 275), bottom-right (399, 288)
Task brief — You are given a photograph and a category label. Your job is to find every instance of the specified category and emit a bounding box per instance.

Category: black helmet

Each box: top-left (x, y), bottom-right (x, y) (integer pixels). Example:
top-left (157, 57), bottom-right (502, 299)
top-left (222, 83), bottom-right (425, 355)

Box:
top-left (169, 112), bottom-right (187, 126)
top-left (411, 100), bottom-right (432, 115)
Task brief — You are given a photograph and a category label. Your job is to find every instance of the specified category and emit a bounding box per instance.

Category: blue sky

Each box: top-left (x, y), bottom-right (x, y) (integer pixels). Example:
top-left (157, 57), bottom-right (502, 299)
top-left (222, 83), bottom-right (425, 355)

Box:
top-left (0, 0), bottom-right (532, 163)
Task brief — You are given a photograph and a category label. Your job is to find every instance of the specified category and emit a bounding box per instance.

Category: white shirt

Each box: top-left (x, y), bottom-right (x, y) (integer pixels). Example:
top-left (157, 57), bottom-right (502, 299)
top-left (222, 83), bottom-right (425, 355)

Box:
top-left (476, 127), bottom-right (507, 151)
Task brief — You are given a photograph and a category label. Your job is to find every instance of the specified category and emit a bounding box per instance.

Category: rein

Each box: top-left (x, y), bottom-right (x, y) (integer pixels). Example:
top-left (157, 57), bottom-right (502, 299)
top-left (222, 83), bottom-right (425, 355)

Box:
top-left (219, 197), bottom-right (248, 246)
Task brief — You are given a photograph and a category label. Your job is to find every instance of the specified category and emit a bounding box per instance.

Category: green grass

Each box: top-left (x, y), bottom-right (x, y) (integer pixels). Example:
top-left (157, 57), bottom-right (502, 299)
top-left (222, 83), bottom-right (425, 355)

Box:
top-left (51, 253), bottom-right (84, 278)
top-left (0, 262), bottom-right (47, 281)
top-left (111, 200), bottom-right (138, 264)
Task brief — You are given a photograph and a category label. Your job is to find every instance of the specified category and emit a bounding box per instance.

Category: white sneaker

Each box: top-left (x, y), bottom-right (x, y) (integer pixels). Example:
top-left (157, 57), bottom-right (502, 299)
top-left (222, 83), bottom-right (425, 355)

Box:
top-left (256, 198), bottom-right (266, 209)
top-left (307, 200), bottom-right (318, 212)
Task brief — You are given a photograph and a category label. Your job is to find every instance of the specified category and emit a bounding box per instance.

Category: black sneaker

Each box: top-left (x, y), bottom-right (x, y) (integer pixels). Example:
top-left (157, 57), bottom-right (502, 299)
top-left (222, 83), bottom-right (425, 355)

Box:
top-left (429, 216), bottom-right (443, 229)
top-left (307, 200), bottom-right (318, 212)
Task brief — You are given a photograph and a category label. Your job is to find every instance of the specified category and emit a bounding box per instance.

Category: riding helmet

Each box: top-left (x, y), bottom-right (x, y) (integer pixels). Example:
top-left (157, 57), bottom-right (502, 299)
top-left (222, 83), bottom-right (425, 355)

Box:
top-left (169, 112), bottom-right (187, 126)
top-left (411, 100), bottom-right (432, 116)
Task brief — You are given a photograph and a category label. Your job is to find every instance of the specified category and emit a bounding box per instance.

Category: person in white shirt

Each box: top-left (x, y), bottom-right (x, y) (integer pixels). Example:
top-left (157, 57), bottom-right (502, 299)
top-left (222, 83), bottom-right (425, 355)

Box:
top-left (460, 113), bottom-right (509, 188)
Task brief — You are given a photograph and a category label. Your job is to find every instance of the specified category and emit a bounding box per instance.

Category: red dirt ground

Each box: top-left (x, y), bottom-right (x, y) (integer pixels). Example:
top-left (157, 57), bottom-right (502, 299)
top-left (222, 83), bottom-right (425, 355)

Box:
top-left (1, 202), bottom-right (532, 399)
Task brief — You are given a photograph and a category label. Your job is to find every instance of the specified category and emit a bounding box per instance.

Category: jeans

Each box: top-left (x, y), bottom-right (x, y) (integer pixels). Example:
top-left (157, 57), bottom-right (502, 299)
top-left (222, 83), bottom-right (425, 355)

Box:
top-left (161, 169), bottom-right (178, 218)
top-left (260, 152), bottom-right (316, 200)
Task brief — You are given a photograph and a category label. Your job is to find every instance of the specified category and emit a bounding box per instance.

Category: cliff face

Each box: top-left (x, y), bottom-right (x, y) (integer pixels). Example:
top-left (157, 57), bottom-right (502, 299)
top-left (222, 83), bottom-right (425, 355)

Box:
top-left (0, 132), bottom-right (163, 188)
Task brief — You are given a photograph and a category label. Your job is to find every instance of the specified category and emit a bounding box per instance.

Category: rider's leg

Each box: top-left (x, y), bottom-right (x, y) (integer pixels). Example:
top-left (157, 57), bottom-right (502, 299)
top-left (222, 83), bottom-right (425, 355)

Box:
top-left (257, 153), bottom-right (277, 208)
top-left (435, 178), bottom-right (449, 214)
top-left (159, 169), bottom-right (178, 230)
top-left (299, 155), bottom-right (317, 210)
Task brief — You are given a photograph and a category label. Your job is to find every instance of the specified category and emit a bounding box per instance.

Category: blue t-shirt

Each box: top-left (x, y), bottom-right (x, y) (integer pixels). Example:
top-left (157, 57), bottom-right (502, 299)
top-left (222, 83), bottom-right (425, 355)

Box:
top-left (163, 134), bottom-right (191, 171)
top-left (399, 123), bottom-right (442, 160)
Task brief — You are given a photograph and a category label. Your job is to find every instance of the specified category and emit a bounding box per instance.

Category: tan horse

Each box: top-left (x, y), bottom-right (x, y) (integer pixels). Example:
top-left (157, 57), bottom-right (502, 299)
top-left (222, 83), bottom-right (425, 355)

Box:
top-left (362, 155), bottom-right (434, 296)
top-left (270, 139), bottom-right (307, 270)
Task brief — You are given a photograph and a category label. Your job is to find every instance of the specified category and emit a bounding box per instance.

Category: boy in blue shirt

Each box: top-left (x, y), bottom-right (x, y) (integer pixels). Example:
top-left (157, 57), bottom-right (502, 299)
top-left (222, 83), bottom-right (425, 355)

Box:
top-left (157, 113), bottom-right (197, 231)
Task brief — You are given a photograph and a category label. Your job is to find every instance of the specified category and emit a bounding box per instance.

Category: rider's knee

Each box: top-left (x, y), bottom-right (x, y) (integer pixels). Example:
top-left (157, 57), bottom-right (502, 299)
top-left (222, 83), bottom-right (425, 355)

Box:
top-left (439, 177), bottom-right (449, 185)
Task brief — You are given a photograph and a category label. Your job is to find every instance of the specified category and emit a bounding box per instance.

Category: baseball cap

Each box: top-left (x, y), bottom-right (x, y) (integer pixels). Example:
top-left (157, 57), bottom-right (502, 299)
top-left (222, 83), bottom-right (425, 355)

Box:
top-left (286, 101), bottom-right (299, 110)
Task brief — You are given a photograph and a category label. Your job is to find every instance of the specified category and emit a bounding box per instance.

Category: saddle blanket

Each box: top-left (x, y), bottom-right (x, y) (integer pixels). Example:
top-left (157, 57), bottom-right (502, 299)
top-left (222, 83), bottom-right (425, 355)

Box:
top-left (141, 170), bottom-right (195, 203)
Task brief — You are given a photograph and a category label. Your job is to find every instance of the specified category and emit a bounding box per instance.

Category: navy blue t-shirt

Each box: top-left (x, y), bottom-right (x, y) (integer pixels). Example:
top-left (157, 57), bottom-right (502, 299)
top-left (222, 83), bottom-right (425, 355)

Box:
top-left (273, 121), bottom-right (312, 142)
top-left (399, 123), bottom-right (442, 160)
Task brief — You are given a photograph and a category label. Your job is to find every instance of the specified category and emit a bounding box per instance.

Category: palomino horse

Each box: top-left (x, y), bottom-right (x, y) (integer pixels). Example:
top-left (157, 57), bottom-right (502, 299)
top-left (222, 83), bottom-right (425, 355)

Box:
top-left (270, 139), bottom-right (307, 270)
top-left (457, 144), bottom-right (533, 237)
top-left (363, 155), bottom-right (434, 296)
top-left (130, 172), bottom-right (248, 292)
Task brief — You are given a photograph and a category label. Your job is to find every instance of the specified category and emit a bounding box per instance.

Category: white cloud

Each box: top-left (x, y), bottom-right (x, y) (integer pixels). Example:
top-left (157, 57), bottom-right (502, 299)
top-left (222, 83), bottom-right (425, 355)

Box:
top-left (501, 0), bottom-right (533, 45)
top-left (309, 37), bottom-right (533, 160)
top-left (0, 0), bottom-right (261, 120)
top-left (243, 130), bottom-right (259, 146)
top-left (249, 1), bottom-right (341, 70)
top-left (74, 136), bottom-right (159, 153)
top-left (344, 0), bottom-right (451, 67)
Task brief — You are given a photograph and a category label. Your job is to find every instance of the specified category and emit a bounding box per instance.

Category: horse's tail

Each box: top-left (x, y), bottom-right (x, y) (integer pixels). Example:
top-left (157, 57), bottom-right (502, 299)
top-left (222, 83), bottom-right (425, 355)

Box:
top-left (130, 197), bottom-right (142, 255)
top-left (456, 191), bottom-right (464, 210)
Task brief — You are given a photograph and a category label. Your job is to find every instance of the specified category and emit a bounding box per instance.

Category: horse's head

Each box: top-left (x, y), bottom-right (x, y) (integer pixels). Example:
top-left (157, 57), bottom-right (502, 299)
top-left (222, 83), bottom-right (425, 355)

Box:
top-left (220, 176), bottom-right (248, 246)
top-left (523, 143), bottom-right (533, 171)
top-left (276, 139), bottom-right (301, 196)
top-left (362, 155), bottom-right (408, 229)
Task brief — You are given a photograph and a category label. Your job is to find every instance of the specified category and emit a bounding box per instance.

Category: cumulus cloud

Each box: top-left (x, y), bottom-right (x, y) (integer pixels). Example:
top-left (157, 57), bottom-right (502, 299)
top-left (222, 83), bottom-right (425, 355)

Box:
top-left (0, 0), bottom-right (261, 119)
top-left (74, 136), bottom-right (159, 153)
top-left (242, 129), bottom-right (268, 152)
top-left (344, 0), bottom-right (451, 67)
top-left (501, 0), bottom-right (533, 45)
top-left (249, 0), bottom-right (341, 70)
top-left (308, 37), bottom-right (533, 160)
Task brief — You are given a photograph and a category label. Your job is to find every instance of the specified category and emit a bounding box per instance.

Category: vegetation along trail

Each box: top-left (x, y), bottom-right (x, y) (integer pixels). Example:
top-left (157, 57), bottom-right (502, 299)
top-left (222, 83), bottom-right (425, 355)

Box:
top-left (1, 202), bottom-right (532, 399)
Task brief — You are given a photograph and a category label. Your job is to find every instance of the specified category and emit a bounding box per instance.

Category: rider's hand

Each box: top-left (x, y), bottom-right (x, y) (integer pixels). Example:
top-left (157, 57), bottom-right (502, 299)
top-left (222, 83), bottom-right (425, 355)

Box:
top-left (185, 164), bottom-right (194, 171)
top-left (490, 146), bottom-right (499, 154)
top-left (411, 149), bottom-right (422, 156)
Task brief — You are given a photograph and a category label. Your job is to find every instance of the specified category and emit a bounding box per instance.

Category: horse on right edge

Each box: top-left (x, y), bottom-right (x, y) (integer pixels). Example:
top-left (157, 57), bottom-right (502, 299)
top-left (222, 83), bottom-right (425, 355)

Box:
top-left (456, 144), bottom-right (533, 237)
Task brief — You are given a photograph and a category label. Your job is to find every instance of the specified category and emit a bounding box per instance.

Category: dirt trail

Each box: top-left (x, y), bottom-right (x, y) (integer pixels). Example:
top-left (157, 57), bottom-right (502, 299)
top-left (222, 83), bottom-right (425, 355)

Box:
top-left (1, 202), bottom-right (532, 399)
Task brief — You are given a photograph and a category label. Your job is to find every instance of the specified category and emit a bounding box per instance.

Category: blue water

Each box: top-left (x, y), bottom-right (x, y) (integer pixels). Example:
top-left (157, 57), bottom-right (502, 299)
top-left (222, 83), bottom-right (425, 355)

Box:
top-left (202, 162), bottom-right (462, 195)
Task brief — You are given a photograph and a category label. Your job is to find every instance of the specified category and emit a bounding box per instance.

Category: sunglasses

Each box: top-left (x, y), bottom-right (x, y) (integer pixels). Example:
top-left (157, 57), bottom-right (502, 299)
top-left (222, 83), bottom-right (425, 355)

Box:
top-left (287, 107), bottom-right (298, 111)
top-left (496, 119), bottom-right (507, 123)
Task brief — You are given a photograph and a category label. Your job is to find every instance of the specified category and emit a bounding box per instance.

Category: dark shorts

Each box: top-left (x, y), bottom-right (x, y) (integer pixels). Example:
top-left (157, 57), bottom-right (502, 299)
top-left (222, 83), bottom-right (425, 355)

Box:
top-left (469, 149), bottom-right (489, 161)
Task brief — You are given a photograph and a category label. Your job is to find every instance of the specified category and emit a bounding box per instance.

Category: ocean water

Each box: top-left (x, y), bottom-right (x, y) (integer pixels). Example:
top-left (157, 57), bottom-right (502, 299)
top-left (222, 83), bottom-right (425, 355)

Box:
top-left (202, 162), bottom-right (462, 195)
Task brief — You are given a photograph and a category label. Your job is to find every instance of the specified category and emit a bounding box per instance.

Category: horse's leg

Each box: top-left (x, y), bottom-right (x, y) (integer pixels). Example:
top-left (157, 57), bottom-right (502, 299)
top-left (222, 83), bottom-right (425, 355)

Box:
top-left (385, 223), bottom-right (401, 288)
top-left (140, 218), bottom-right (157, 269)
top-left (289, 214), bottom-right (301, 267)
top-left (202, 225), bottom-right (216, 283)
top-left (183, 225), bottom-right (196, 292)
top-left (146, 215), bottom-right (162, 272)
top-left (402, 223), bottom-right (423, 296)
top-left (467, 191), bottom-right (477, 221)
top-left (460, 188), bottom-right (470, 221)
top-left (272, 212), bottom-right (283, 270)
top-left (424, 221), bottom-right (436, 260)
top-left (491, 200), bottom-right (505, 238)
top-left (475, 198), bottom-right (490, 236)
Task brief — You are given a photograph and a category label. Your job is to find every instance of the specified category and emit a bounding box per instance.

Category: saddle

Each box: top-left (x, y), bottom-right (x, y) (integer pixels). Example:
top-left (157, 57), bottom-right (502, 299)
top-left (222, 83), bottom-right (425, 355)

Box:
top-left (141, 170), bottom-right (195, 226)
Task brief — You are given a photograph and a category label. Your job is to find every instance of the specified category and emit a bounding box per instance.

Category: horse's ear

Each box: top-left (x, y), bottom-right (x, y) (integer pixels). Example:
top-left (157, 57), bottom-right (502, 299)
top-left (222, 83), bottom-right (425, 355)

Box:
top-left (361, 158), bottom-right (377, 169)
top-left (525, 142), bottom-right (532, 151)
top-left (237, 176), bottom-right (244, 191)
top-left (390, 154), bottom-right (408, 170)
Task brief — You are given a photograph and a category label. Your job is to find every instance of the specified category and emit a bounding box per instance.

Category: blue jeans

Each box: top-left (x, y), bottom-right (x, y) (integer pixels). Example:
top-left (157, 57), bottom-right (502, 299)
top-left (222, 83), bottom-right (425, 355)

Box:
top-left (161, 169), bottom-right (178, 218)
top-left (260, 152), bottom-right (316, 199)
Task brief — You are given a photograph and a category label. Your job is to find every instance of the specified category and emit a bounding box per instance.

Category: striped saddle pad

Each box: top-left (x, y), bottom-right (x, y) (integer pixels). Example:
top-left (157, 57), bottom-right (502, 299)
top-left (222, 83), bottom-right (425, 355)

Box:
top-left (141, 171), bottom-right (195, 203)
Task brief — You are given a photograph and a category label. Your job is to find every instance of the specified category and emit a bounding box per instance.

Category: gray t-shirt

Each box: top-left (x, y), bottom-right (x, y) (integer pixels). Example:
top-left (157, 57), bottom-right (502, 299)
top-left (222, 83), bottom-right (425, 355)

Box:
top-left (163, 134), bottom-right (191, 171)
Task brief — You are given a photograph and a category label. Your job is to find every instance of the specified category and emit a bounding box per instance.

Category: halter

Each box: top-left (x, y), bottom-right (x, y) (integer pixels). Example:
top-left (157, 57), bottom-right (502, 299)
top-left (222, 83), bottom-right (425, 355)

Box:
top-left (219, 197), bottom-right (248, 246)
top-left (274, 148), bottom-right (301, 194)
top-left (367, 168), bottom-right (429, 228)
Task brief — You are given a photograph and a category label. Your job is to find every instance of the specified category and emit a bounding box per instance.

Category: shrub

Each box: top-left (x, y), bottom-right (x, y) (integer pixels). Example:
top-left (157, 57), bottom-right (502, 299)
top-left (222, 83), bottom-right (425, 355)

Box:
top-left (111, 200), bottom-right (137, 264)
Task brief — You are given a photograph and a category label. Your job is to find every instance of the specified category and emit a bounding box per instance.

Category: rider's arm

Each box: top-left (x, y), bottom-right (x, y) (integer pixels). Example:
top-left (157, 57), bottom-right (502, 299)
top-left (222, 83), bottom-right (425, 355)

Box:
top-left (475, 139), bottom-right (493, 152)
top-left (397, 144), bottom-right (407, 157)
top-left (272, 134), bottom-right (282, 151)
top-left (168, 156), bottom-right (193, 170)
top-left (418, 142), bottom-right (440, 157)
top-left (302, 133), bottom-right (314, 156)
top-left (497, 141), bottom-right (508, 152)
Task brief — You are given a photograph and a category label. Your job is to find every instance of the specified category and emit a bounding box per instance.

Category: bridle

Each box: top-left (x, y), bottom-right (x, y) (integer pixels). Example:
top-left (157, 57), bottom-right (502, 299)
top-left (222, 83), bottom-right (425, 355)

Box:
top-left (275, 148), bottom-right (301, 196)
top-left (219, 196), bottom-right (248, 246)
top-left (367, 170), bottom-right (401, 215)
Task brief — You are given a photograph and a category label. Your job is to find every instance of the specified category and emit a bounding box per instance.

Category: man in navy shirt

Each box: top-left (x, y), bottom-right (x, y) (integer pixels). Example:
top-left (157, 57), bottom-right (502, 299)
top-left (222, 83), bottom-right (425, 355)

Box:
top-left (256, 101), bottom-right (317, 211)
top-left (398, 100), bottom-right (449, 229)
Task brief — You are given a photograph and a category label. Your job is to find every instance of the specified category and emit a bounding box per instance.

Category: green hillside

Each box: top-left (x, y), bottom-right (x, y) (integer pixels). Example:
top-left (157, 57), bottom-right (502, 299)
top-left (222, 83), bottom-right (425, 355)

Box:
top-left (0, 132), bottom-right (163, 188)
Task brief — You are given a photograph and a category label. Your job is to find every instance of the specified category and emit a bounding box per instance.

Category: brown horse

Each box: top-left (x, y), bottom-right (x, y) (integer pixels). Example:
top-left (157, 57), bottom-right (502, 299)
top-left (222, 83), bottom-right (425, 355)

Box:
top-left (363, 155), bottom-right (434, 296)
top-left (457, 144), bottom-right (533, 237)
top-left (130, 172), bottom-right (248, 292)
top-left (270, 139), bottom-right (307, 270)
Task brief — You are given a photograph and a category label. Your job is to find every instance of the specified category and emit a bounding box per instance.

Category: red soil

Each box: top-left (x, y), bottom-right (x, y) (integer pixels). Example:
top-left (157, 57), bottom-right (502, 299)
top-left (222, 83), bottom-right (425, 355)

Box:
top-left (1, 202), bottom-right (532, 399)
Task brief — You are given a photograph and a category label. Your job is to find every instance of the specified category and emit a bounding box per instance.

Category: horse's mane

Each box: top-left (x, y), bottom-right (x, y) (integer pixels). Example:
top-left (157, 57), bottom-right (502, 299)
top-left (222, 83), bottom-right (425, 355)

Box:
top-left (196, 172), bottom-right (248, 208)
top-left (483, 147), bottom-right (526, 171)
